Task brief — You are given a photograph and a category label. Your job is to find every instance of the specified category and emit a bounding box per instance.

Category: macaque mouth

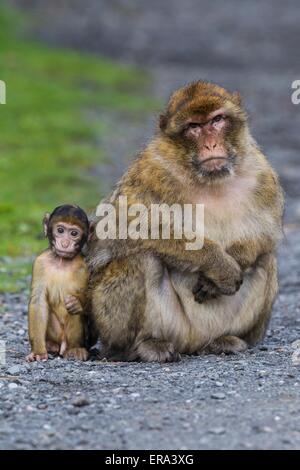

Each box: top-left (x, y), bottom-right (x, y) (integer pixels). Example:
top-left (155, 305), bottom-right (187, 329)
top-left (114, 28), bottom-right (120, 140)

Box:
top-left (191, 154), bottom-right (235, 178)
top-left (199, 156), bottom-right (229, 166)
top-left (54, 248), bottom-right (77, 258)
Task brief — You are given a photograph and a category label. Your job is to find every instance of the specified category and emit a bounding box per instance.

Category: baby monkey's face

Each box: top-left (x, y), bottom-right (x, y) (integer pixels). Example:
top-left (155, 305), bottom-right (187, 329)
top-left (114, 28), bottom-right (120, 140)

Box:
top-left (52, 222), bottom-right (84, 259)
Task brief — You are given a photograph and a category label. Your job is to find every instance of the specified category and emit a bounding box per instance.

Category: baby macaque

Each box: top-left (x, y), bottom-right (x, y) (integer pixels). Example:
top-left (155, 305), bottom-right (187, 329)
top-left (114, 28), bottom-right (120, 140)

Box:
top-left (26, 204), bottom-right (90, 362)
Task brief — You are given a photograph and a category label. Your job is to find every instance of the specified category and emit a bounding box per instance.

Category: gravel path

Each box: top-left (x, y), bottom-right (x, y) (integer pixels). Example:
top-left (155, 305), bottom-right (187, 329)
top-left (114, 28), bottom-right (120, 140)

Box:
top-left (1, 0), bottom-right (300, 450)
top-left (1, 231), bottom-right (300, 450)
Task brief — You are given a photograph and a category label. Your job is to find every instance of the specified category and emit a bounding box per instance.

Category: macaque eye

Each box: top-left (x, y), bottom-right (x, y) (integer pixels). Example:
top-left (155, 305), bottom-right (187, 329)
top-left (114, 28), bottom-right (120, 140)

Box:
top-left (188, 122), bottom-right (202, 129)
top-left (212, 115), bottom-right (225, 123)
top-left (57, 227), bottom-right (64, 234)
top-left (71, 230), bottom-right (79, 237)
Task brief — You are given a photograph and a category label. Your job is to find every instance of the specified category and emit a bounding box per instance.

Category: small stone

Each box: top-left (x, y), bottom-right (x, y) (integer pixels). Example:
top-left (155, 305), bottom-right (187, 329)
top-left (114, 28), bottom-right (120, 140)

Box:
top-left (17, 329), bottom-right (25, 335)
top-left (258, 370), bottom-right (268, 378)
top-left (72, 397), bottom-right (90, 407)
top-left (291, 340), bottom-right (300, 350)
top-left (67, 407), bottom-right (80, 415)
top-left (211, 392), bottom-right (225, 400)
top-left (292, 349), bottom-right (300, 365)
top-left (43, 424), bottom-right (55, 436)
top-left (215, 381), bottom-right (224, 387)
top-left (130, 392), bottom-right (140, 399)
top-left (37, 403), bottom-right (48, 410)
top-left (261, 426), bottom-right (273, 433)
top-left (8, 382), bottom-right (18, 390)
top-left (254, 425), bottom-right (273, 433)
top-left (209, 427), bottom-right (226, 435)
top-left (7, 365), bottom-right (23, 375)
top-left (182, 422), bottom-right (190, 430)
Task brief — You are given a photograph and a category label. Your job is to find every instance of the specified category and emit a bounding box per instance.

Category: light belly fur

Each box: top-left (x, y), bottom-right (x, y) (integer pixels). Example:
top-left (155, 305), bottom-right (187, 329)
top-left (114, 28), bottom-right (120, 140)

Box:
top-left (143, 257), bottom-right (268, 353)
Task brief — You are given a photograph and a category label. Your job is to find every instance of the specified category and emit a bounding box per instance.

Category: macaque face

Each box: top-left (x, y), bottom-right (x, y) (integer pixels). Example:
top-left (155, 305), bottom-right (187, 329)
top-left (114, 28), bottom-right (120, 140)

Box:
top-left (52, 222), bottom-right (84, 259)
top-left (183, 108), bottom-right (234, 177)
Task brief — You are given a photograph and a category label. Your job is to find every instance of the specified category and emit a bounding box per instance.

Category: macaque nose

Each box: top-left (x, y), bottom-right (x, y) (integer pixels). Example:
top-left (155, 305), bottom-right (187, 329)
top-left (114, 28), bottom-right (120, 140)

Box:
top-left (61, 239), bottom-right (70, 249)
top-left (204, 143), bottom-right (217, 151)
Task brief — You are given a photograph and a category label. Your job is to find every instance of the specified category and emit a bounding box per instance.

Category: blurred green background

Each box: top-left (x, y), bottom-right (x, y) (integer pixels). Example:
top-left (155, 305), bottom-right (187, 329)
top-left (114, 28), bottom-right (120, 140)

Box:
top-left (0, 4), bottom-right (154, 292)
top-left (1, 0), bottom-right (300, 294)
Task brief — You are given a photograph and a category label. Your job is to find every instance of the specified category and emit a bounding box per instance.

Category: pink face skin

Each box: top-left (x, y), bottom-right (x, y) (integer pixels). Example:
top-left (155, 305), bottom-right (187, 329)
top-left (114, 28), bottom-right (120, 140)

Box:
top-left (52, 222), bottom-right (84, 259)
top-left (184, 108), bottom-right (231, 173)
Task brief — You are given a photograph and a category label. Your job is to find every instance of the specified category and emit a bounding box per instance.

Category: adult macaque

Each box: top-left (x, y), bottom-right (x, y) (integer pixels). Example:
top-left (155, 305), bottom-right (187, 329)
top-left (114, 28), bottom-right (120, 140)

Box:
top-left (87, 81), bottom-right (284, 362)
top-left (26, 205), bottom-right (90, 362)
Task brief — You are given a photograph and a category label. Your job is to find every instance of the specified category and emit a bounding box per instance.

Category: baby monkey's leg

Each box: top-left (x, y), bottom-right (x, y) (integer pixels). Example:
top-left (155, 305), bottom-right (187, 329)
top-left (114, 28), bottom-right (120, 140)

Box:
top-left (63, 316), bottom-right (88, 361)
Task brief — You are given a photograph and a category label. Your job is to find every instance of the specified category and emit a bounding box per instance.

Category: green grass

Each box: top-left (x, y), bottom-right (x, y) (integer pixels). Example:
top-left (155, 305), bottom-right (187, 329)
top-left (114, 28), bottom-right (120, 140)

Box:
top-left (0, 5), bottom-right (156, 292)
top-left (0, 257), bottom-right (32, 293)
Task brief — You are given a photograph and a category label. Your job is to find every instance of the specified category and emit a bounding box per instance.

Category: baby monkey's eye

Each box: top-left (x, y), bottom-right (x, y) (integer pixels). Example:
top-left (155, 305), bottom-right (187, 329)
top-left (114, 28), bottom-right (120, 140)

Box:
top-left (71, 230), bottom-right (79, 237)
top-left (57, 227), bottom-right (64, 234)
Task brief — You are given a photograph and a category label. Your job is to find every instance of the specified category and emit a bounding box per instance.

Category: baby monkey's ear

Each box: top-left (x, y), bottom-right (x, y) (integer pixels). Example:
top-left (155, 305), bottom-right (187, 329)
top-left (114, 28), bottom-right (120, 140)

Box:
top-left (43, 212), bottom-right (51, 237)
top-left (88, 219), bottom-right (96, 243)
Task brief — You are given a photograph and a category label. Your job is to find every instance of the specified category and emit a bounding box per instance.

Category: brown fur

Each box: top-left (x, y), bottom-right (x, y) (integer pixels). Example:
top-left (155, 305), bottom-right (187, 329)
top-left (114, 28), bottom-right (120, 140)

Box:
top-left (26, 250), bottom-right (89, 361)
top-left (87, 81), bottom-right (284, 362)
top-left (27, 206), bottom-right (91, 362)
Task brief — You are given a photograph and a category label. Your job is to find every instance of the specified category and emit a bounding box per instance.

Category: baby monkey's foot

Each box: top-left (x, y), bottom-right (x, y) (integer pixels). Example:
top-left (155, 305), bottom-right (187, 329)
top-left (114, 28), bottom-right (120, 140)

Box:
top-left (63, 347), bottom-right (88, 361)
top-left (26, 352), bottom-right (48, 362)
top-left (193, 275), bottom-right (221, 303)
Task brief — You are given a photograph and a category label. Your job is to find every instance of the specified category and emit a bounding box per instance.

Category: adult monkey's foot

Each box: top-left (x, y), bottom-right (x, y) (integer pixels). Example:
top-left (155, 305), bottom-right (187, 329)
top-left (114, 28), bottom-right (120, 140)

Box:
top-left (63, 347), bottom-right (88, 361)
top-left (205, 335), bottom-right (248, 354)
top-left (136, 339), bottom-right (181, 363)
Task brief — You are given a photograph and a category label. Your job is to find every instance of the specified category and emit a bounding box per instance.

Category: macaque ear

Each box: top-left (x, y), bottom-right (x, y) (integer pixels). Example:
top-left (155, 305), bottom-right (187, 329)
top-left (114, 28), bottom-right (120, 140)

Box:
top-left (232, 92), bottom-right (242, 106)
top-left (159, 114), bottom-right (168, 131)
top-left (43, 213), bottom-right (50, 237)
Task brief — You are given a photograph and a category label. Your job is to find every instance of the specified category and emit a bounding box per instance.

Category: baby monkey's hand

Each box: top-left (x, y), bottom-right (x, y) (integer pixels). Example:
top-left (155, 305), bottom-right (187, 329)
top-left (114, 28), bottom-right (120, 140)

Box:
top-left (64, 295), bottom-right (83, 315)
